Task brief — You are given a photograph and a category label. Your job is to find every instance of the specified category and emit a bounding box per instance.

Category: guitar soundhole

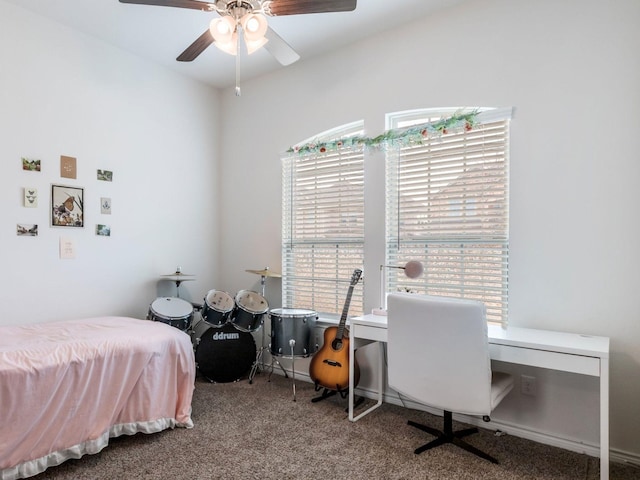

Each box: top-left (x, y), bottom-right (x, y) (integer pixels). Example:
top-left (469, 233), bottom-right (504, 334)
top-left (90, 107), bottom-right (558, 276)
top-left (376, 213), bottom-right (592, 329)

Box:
top-left (331, 338), bottom-right (343, 351)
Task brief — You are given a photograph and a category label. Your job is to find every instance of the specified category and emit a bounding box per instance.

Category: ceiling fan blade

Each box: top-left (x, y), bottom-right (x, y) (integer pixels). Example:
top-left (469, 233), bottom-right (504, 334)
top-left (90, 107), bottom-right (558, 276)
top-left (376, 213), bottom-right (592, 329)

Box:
top-left (177, 29), bottom-right (214, 62)
top-left (264, 27), bottom-right (300, 66)
top-left (119, 0), bottom-right (214, 11)
top-left (266, 0), bottom-right (356, 16)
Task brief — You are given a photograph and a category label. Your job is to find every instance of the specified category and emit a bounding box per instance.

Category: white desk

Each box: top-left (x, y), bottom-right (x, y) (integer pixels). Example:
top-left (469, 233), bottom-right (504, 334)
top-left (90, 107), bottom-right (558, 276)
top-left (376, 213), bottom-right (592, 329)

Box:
top-left (348, 314), bottom-right (610, 480)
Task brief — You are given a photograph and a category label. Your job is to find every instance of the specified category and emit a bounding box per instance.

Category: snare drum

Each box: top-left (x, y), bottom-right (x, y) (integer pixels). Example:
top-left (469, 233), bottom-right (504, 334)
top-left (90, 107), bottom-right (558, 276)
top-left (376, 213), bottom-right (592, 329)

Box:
top-left (201, 289), bottom-right (235, 326)
top-left (232, 290), bottom-right (268, 332)
top-left (191, 319), bottom-right (256, 383)
top-left (148, 297), bottom-right (194, 331)
top-left (269, 308), bottom-right (318, 357)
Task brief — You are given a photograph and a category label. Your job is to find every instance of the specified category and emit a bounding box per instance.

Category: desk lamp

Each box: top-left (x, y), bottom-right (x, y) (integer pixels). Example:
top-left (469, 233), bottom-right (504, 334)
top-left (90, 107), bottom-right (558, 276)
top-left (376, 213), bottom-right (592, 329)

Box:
top-left (372, 260), bottom-right (424, 316)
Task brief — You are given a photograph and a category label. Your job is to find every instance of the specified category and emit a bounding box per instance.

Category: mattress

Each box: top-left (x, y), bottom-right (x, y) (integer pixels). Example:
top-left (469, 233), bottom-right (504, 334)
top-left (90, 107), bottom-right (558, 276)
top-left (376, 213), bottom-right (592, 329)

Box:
top-left (0, 316), bottom-right (195, 480)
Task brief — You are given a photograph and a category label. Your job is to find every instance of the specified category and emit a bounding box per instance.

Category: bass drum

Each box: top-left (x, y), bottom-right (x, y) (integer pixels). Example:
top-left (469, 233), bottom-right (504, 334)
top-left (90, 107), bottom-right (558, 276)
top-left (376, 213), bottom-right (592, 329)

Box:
top-left (269, 308), bottom-right (318, 357)
top-left (201, 289), bottom-right (235, 326)
top-left (191, 320), bottom-right (256, 383)
top-left (148, 297), bottom-right (193, 331)
top-left (232, 290), bottom-right (268, 332)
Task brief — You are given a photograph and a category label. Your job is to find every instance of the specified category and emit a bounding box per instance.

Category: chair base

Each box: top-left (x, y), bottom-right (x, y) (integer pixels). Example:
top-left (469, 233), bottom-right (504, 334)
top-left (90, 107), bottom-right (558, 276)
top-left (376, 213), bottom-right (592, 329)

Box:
top-left (408, 411), bottom-right (499, 464)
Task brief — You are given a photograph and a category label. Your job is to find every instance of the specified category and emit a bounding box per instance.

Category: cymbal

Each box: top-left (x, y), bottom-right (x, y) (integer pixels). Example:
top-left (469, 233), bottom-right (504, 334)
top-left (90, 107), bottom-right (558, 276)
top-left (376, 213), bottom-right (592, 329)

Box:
top-left (161, 272), bottom-right (195, 282)
top-left (246, 268), bottom-right (282, 278)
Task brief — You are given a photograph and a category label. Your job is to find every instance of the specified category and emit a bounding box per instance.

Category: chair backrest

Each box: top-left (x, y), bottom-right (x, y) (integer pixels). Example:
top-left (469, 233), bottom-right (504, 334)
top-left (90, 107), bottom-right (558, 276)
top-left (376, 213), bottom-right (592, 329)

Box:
top-left (387, 293), bottom-right (493, 416)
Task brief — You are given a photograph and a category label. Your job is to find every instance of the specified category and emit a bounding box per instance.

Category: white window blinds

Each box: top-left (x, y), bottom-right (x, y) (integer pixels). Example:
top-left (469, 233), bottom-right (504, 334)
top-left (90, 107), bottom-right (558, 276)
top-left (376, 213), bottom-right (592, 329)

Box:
top-left (282, 123), bottom-right (365, 317)
top-left (386, 109), bottom-right (511, 325)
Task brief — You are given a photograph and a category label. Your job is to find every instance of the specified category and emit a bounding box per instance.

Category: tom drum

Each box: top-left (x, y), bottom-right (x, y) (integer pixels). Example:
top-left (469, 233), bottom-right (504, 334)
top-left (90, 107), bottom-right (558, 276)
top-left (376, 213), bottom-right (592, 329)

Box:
top-left (148, 296), bottom-right (193, 331)
top-left (201, 289), bottom-right (235, 326)
top-left (232, 290), bottom-right (268, 332)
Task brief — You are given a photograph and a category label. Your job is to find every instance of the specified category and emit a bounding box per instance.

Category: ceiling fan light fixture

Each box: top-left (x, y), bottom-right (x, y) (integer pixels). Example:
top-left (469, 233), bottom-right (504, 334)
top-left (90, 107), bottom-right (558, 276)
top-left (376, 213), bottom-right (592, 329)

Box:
top-left (209, 16), bottom-right (236, 44)
top-left (245, 36), bottom-right (269, 55)
top-left (241, 13), bottom-right (268, 41)
top-left (214, 33), bottom-right (238, 55)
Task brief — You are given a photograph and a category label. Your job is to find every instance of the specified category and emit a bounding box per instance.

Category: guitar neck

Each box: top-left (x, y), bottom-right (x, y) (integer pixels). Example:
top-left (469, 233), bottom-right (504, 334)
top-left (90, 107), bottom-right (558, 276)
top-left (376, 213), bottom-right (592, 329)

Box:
top-left (335, 284), bottom-right (355, 341)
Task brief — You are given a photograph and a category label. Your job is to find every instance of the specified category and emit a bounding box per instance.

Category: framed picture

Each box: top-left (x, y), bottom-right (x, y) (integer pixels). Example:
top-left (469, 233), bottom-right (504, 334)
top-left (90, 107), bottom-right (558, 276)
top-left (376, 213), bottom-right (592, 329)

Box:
top-left (17, 224), bottom-right (38, 236)
top-left (60, 155), bottom-right (77, 179)
top-left (96, 224), bottom-right (111, 236)
top-left (97, 169), bottom-right (113, 182)
top-left (22, 157), bottom-right (41, 172)
top-left (24, 187), bottom-right (38, 207)
top-left (51, 184), bottom-right (84, 227)
top-left (100, 197), bottom-right (111, 214)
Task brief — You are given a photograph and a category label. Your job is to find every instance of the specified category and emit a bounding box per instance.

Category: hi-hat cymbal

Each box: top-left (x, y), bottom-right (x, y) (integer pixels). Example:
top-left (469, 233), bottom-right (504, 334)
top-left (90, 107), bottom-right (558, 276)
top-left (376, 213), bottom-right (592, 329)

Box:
top-left (246, 268), bottom-right (282, 278)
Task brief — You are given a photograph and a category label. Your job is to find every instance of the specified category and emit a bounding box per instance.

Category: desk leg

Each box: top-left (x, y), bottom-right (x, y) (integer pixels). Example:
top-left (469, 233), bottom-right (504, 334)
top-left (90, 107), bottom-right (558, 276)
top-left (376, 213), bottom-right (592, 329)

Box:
top-left (348, 327), bottom-right (355, 421)
top-left (348, 337), bottom-right (384, 422)
top-left (600, 358), bottom-right (609, 480)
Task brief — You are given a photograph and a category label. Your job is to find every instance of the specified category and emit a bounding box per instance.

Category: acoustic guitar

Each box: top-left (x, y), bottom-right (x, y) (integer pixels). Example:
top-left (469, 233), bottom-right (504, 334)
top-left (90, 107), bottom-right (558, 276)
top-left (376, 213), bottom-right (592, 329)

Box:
top-left (309, 269), bottom-right (362, 392)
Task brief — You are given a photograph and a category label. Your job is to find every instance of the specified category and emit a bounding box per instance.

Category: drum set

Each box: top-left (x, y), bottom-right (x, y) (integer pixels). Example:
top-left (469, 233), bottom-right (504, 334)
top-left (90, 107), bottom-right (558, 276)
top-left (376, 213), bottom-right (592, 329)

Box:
top-left (147, 268), bottom-right (318, 399)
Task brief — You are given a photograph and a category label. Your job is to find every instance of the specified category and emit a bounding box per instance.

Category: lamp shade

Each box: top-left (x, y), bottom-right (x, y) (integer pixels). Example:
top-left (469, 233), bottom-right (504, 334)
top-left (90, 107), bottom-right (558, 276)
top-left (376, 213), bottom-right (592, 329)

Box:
top-left (241, 13), bottom-right (268, 41)
top-left (241, 13), bottom-right (268, 55)
top-left (403, 260), bottom-right (424, 279)
top-left (210, 16), bottom-right (236, 44)
top-left (245, 36), bottom-right (269, 55)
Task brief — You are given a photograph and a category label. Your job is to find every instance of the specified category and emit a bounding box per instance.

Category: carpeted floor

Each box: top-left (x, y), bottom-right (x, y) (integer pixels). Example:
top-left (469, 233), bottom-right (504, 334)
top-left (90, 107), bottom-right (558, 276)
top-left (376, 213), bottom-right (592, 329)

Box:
top-left (31, 373), bottom-right (639, 480)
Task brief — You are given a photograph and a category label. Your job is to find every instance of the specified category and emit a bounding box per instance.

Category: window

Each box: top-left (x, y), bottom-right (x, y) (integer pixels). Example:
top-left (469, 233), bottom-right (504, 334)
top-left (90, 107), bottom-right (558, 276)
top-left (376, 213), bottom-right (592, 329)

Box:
top-left (385, 108), bottom-right (511, 325)
top-left (282, 122), bottom-right (365, 317)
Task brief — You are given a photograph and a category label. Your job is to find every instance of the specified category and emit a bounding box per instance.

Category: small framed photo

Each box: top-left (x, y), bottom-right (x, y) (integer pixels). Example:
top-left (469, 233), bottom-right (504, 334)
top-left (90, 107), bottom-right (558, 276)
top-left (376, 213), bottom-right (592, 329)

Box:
top-left (101, 197), bottom-right (112, 214)
top-left (97, 169), bottom-right (113, 182)
top-left (60, 155), bottom-right (77, 179)
top-left (17, 224), bottom-right (38, 236)
top-left (96, 224), bottom-right (111, 236)
top-left (51, 184), bottom-right (84, 227)
top-left (24, 188), bottom-right (38, 207)
top-left (22, 157), bottom-right (41, 172)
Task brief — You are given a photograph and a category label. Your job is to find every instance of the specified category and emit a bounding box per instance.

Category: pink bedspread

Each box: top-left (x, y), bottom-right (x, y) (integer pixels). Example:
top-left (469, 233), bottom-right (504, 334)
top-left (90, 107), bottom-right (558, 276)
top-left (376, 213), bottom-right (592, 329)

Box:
top-left (0, 316), bottom-right (195, 480)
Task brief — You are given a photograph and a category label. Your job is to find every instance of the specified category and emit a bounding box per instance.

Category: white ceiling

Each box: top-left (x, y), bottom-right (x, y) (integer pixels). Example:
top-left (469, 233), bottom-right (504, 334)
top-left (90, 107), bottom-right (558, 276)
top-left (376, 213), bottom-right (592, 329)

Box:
top-left (4, 0), bottom-right (467, 89)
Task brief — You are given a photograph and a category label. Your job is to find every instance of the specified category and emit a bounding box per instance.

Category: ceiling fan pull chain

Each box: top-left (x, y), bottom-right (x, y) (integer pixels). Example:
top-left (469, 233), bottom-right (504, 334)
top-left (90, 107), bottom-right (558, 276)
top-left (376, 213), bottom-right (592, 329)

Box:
top-left (235, 24), bottom-right (242, 96)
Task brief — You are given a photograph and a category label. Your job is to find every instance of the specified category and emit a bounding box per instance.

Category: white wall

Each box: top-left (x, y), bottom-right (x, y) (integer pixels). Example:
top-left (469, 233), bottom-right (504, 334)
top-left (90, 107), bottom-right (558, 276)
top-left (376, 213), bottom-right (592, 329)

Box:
top-left (0, 1), bottom-right (221, 322)
top-left (217, 0), bottom-right (640, 462)
top-left (2, 0), bottom-right (639, 465)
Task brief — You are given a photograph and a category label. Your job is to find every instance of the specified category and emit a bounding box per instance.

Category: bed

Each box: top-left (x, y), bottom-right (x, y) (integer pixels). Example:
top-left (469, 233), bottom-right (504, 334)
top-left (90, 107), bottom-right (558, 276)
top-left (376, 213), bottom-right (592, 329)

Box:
top-left (0, 316), bottom-right (195, 480)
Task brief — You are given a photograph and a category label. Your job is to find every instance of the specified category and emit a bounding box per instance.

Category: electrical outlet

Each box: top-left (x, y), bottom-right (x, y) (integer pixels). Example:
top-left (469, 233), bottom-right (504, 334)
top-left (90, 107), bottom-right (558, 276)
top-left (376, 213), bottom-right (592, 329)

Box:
top-left (521, 375), bottom-right (537, 396)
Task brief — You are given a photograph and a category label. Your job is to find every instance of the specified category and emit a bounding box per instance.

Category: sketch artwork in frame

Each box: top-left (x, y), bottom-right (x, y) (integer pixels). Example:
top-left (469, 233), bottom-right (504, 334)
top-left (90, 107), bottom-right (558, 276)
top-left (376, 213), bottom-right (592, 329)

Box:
top-left (51, 184), bottom-right (84, 227)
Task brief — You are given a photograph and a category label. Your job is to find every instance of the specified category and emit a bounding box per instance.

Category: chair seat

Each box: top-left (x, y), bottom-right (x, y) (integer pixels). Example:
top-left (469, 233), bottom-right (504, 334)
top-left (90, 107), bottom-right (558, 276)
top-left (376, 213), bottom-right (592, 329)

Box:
top-left (491, 371), bottom-right (514, 411)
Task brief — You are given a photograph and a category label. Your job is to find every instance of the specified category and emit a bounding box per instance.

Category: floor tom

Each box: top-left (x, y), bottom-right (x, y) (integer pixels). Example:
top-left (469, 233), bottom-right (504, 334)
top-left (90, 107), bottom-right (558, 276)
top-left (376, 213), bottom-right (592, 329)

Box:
top-left (269, 308), bottom-right (318, 357)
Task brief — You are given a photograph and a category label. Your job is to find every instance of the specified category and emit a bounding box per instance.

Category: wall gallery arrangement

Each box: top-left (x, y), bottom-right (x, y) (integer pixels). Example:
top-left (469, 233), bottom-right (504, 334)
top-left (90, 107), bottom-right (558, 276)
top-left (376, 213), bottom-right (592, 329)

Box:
top-left (18, 155), bottom-right (114, 245)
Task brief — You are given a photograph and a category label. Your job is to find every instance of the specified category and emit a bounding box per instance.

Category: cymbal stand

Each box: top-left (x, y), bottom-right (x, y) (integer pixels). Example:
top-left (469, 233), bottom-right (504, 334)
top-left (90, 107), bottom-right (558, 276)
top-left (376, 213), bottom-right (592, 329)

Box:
top-left (249, 273), bottom-right (287, 383)
top-left (249, 316), bottom-right (268, 383)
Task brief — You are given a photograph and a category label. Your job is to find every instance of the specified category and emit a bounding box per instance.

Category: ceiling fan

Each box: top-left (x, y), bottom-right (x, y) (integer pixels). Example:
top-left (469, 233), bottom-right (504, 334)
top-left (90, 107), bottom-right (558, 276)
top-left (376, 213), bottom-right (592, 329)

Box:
top-left (119, 0), bottom-right (357, 93)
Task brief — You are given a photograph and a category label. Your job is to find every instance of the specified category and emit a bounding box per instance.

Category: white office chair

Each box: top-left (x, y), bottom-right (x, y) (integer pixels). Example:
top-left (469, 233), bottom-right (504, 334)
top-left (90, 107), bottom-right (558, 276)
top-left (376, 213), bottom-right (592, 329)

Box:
top-left (387, 293), bottom-right (514, 464)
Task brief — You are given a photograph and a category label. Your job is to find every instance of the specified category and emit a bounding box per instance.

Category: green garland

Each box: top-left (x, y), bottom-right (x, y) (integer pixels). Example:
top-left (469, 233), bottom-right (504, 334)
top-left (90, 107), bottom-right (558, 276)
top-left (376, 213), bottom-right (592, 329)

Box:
top-left (287, 110), bottom-right (478, 155)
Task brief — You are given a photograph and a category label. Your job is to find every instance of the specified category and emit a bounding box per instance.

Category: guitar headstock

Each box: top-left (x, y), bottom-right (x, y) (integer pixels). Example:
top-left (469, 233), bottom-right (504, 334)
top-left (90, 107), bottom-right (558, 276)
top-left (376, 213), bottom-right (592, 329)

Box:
top-left (350, 269), bottom-right (363, 286)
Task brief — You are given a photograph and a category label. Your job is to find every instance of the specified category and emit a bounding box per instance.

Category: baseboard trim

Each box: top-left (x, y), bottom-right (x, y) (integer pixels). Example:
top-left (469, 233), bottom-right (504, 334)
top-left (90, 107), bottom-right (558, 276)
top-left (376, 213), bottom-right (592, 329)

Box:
top-left (265, 368), bottom-right (640, 469)
top-left (356, 386), bottom-right (640, 469)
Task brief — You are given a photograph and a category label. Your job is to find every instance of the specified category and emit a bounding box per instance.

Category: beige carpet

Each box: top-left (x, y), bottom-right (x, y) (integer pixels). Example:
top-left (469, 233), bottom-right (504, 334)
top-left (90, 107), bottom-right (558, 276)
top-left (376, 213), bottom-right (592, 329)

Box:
top-left (31, 373), bottom-right (639, 479)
